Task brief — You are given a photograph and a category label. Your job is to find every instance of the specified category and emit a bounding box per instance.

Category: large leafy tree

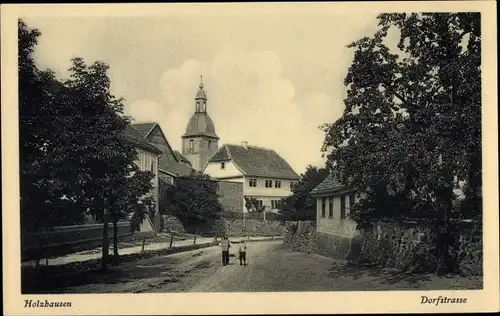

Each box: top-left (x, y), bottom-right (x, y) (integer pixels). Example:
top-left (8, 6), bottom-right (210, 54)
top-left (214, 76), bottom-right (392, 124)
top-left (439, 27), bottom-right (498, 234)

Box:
top-left (277, 165), bottom-right (329, 222)
top-left (163, 173), bottom-right (223, 241)
top-left (19, 20), bottom-right (154, 269)
top-left (321, 13), bottom-right (481, 274)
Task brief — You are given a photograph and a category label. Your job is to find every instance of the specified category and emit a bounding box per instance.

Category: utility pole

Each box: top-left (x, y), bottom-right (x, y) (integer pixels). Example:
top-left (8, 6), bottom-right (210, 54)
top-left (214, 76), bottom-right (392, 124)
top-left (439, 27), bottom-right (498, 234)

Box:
top-left (243, 208), bottom-right (246, 237)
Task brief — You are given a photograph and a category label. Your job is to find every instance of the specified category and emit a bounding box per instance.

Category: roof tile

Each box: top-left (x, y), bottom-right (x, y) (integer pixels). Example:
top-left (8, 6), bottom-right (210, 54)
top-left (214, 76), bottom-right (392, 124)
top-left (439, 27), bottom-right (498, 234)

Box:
top-left (209, 144), bottom-right (299, 180)
top-left (310, 173), bottom-right (352, 196)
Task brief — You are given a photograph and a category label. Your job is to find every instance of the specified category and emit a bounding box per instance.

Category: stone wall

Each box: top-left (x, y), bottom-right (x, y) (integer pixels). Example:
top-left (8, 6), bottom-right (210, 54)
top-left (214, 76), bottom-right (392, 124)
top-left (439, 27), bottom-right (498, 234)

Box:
top-left (161, 215), bottom-right (284, 237)
top-left (353, 220), bottom-right (482, 275)
top-left (161, 215), bottom-right (185, 233)
top-left (283, 219), bottom-right (482, 275)
top-left (217, 181), bottom-right (244, 213)
top-left (283, 220), bottom-right (316, 252)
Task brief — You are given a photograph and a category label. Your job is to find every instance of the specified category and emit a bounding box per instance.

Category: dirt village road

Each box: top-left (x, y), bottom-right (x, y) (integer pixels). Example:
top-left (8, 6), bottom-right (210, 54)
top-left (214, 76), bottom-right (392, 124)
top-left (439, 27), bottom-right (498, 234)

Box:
top-left (48, 240), bottom-right (481, 294)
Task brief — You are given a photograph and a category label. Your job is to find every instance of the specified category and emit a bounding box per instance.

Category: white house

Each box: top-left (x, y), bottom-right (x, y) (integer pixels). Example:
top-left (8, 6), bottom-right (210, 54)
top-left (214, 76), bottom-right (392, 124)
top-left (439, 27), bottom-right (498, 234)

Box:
top-left (203, 142), bottom-right (300, 213)
top-left (309, 173), bottom-right (361, 237)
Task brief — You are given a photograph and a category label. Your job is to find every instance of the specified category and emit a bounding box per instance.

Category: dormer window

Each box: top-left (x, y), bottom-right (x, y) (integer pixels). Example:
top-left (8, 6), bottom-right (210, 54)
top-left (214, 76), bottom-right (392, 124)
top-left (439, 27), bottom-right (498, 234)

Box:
top-left (221, 162), bottom-right (225, 169)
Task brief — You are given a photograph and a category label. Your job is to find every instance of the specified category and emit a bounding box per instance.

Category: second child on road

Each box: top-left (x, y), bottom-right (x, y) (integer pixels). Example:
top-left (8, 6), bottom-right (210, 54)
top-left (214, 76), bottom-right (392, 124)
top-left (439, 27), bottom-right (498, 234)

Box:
top-left (238, 239), bottom-right (247, 266)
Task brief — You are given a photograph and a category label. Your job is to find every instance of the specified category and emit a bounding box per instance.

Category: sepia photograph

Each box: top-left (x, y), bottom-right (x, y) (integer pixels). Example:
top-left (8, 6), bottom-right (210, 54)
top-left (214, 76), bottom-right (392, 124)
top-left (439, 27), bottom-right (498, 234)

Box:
top-left (2, 1), bottom-right (499, 315)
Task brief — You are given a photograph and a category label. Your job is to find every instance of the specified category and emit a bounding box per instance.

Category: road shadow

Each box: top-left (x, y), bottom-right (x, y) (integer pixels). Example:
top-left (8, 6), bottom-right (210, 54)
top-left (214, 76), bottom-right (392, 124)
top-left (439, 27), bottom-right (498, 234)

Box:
top-left (327, 262), bottom-right (433, 286)
top-left (22, 252), bottom-right (215, 294)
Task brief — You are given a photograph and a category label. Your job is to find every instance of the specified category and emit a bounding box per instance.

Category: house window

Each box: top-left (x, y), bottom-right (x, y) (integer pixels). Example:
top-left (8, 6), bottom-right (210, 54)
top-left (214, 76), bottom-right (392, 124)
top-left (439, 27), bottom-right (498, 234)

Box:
top-left (271, 200), bottom-right (280, 209)
top-left (328, 198), bottom-right (333, 218)
top-left (257, 200), bottom-right (263, 207)
top-left (150, 160), bottom-right (155, 173)
top-left (340, 196), bottom-right (346, 219)
top-left (221, 162), bottom-right (225, 169)
top-left (321, 198), bottom-right (326, 217)
top-left (167, 176), bottom-right (174, 185)
top-left (290, 181), bottom-right (294, 190)
top-left (348, 193), bottom-right (355, 217)
top-left (265, 180), bottom-right (273, 188)
top-left (249, 178), bottom-right (257, 187)
top-left (274, 180), bottom-right (281, 188)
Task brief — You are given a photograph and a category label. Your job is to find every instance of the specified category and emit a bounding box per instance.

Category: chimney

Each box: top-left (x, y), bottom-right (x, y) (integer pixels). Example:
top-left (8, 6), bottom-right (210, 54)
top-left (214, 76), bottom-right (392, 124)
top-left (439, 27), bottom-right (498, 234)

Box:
top-left (241, 141), bottom-right (248, 149)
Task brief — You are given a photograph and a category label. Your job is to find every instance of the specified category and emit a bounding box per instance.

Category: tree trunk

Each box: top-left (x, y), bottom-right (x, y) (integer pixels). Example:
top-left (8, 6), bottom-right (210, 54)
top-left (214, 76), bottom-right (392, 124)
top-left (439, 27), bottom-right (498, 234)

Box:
top-left (112, 220), bottom-right (119, 266)
top-left (193, 222), bottom-right (199, 245)
top-left (101, 206), bottom-right (110, 271)
top-left (435, 184), bottom-right (456, 275)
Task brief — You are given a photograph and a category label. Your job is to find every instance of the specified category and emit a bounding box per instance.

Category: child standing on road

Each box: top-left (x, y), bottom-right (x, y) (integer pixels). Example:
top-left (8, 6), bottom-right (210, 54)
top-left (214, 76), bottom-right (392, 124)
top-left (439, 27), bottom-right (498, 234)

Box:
top-left (220, 236), bottom-right (230, 266)
top-left (238, 239), bottom-right (247, 266)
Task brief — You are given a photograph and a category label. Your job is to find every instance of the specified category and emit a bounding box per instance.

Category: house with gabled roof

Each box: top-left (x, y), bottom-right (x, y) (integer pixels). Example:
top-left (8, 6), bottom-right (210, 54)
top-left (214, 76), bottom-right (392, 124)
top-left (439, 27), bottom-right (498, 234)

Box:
top-left (309, 173), bottom-right (360, 237)
top-left (130, 122), bottom-right (197, 185)
top-left (203, 141), bottom-right (300, 213)
top-left (119, 125), bottom-right (162, 230)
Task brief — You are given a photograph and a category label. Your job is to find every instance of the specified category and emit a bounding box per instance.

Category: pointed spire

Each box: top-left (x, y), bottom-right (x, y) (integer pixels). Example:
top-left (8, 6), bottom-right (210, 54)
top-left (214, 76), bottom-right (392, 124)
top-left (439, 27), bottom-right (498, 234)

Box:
top-left (195, 75), bottom-right (207, 101)
top-left (199, 75), bottom-right (204, 89)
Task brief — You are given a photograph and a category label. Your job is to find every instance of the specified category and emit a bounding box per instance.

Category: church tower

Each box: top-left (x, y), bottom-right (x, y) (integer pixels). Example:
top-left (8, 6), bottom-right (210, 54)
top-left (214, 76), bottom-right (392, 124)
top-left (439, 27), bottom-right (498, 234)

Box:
top-left (181, 76), bottom-right (219, 171)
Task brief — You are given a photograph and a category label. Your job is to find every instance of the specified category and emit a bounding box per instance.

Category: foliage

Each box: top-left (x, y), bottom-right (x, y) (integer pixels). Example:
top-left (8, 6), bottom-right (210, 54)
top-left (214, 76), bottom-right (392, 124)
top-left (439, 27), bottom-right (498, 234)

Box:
top-left (163, 173), bottom-right (223, 227)
top-left (277, 165), bottom-right (329, 222)
top-left (244, 196), bottom-right (266, 213)
top-left (19, 19), bottom-right (155, 270)
top-left (321, 13), bottom-right (481, 273)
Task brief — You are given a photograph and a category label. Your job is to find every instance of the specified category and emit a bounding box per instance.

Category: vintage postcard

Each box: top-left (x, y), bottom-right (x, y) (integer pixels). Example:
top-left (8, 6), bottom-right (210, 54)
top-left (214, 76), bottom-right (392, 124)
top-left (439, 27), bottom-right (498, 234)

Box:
top-left (2, 1), bottom-right (499, 315)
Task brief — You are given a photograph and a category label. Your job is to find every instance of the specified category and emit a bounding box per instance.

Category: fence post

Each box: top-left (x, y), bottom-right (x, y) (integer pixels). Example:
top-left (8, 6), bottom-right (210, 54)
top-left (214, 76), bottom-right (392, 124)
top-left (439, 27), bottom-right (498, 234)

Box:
top-left (169, 233), bottom-right (174, 248)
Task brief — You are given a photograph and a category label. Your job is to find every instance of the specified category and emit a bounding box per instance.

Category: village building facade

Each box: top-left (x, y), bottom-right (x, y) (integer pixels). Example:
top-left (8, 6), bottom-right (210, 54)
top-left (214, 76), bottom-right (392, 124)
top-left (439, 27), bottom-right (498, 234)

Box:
top-left (309, 173), bottom-right (360, 237)
top-left (203, 142), bottom-right (300, 214)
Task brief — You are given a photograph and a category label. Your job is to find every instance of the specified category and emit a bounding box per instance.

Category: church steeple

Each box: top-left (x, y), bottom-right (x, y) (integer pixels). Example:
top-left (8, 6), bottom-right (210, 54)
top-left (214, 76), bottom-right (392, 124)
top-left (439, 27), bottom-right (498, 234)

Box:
top-left (182, 75), bottom-right (219, 172)
top-left (195, 75), bottom-right (207, 113)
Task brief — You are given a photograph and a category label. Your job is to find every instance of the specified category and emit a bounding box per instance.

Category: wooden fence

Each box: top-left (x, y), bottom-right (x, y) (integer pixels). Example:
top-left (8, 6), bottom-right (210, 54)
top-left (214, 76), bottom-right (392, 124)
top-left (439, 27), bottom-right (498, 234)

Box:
top-left (21, 215), bottom-right (155, 262)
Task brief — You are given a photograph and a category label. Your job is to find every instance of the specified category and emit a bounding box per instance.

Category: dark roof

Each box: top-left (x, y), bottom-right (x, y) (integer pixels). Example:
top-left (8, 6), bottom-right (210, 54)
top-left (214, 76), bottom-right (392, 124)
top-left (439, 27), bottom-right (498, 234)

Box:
top-left (129, 123), bottom-right (198, 177)
top-left (182, 112), bottom-right (218, 139)
top-left (121, 125), bottom-right (162, 154)
top-left (209, 144), bottom-right (299, 180)
top-left (159, 157), bottom-right (197, 177)
top-left (310, 173), bottom-right (354, 196)
top-left (131, 122), bottom-right (157, 138)
top-left (174, 151), bottom-right (190, 164)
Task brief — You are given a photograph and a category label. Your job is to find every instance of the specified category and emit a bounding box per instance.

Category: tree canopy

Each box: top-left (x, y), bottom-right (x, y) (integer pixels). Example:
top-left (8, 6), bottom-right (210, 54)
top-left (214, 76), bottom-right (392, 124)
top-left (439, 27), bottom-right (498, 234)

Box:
top-left (163, 173), bottom-right (223, 226)
top-left (277, 165), bottom-right (330, 222)
top-left (321, 13), bottom-right (481, 226)
top-left (19, 19), bottom-right (154, 233)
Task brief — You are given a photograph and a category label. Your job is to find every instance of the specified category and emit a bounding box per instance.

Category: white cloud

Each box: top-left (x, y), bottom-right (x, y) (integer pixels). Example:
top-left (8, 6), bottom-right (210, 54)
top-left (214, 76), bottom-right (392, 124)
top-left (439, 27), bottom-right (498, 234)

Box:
top-left (126, 46), bottom-right (342, 174)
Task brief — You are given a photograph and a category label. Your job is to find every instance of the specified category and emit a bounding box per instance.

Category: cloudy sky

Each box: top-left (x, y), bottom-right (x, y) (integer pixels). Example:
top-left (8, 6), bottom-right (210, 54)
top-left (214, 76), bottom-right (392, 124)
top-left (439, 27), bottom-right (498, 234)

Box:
top-left (23, 5), bottom-right (384, 174)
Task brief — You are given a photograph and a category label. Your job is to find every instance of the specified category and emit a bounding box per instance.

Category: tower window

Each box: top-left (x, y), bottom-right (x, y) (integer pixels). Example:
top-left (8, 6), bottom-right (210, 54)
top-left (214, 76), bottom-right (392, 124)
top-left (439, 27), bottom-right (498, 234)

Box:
top-left (221, 162), bottom-right (225, 169)
top-left (189, 140), bottom-right (194, 150)
top-left (208, 140), bottom-right (211, 149)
